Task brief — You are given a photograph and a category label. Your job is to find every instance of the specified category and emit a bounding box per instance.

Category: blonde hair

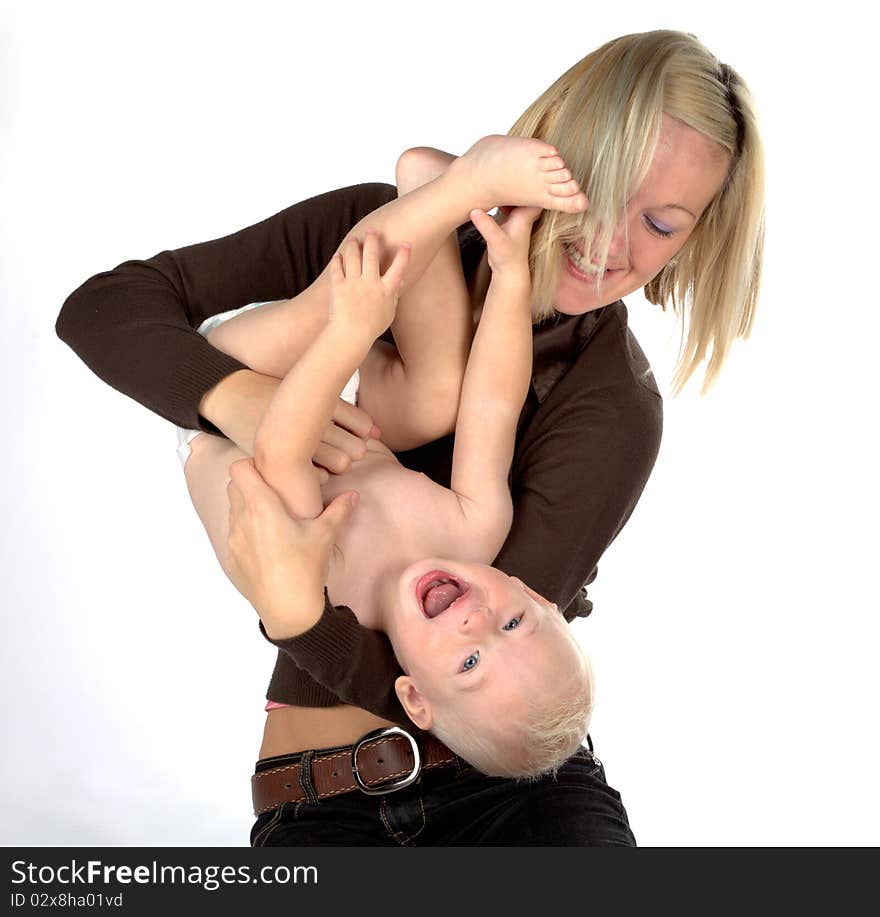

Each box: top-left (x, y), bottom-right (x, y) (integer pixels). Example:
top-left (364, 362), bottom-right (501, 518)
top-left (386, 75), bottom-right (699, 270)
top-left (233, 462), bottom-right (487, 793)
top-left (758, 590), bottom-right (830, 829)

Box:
top-left (430, 637), bottom-right (594, 779)
top-left (508, 30), bottom-right (765, 393)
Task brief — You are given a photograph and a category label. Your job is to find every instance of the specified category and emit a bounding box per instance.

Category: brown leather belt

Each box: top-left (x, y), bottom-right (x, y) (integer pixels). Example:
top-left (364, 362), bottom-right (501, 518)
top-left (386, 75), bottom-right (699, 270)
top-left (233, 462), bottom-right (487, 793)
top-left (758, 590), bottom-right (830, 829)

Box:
top-left (252, 726), bottom-right (459, 816)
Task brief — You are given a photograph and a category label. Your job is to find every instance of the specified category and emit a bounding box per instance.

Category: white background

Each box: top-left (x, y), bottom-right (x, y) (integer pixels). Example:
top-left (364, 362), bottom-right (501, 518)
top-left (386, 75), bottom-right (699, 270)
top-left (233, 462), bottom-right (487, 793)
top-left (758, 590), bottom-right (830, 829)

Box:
top-left (2, 0), bottom-right (877, 846)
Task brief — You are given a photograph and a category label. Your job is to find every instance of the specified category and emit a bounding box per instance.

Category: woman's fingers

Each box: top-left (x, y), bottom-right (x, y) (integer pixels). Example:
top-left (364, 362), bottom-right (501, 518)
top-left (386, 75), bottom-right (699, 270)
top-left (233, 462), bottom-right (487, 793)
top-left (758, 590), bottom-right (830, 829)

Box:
top-left (227, 458), bottom-right (279, 546)
top-left (316, 490), bottom-right (360, 540)
top-left (226, 468), bottom-right (245, 522)
top-left (228, 457), bottom-right (280, 509)
top-left (312, 442), bottom-right (352, 475)
top-left (324, 422), bottom-right (367, 462)
top-left (227, 457), bottom-right (260, 501)
top-left (313, 416), bottom-right (373, 476)
top-left (332, 398), bottom-right (376, 439)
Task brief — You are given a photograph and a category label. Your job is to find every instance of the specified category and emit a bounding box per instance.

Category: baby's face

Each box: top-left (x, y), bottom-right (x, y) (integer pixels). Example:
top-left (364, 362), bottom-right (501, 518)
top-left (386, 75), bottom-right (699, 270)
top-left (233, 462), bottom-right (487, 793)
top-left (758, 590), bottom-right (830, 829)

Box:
top-left (386, 560), bottom-right (586, 731)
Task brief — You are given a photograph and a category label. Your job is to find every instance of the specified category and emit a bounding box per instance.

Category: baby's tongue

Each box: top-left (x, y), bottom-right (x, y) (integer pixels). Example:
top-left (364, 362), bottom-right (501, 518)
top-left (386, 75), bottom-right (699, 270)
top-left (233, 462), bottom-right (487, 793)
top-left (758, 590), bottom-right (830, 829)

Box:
top-left (423, 583), bottom-right (462, 618)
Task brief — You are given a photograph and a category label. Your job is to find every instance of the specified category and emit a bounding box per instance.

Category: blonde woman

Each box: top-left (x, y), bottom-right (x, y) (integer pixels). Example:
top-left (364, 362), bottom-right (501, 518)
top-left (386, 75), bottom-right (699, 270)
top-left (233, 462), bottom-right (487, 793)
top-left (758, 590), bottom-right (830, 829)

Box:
top-left (57, 29), bottom-right (764, 846)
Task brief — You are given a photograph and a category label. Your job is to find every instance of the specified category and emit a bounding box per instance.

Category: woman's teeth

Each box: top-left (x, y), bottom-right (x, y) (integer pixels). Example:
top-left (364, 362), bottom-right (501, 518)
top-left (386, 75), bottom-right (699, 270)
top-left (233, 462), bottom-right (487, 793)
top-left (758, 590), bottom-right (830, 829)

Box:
top-left (563, 241), bottom-right (606, 276)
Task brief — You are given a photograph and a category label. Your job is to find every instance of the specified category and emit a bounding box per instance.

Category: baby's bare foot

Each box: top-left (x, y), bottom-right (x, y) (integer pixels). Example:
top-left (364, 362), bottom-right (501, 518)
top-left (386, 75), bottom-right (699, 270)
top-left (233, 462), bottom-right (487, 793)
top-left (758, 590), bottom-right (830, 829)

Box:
top-left (456, 134), bottom-right (589, 214)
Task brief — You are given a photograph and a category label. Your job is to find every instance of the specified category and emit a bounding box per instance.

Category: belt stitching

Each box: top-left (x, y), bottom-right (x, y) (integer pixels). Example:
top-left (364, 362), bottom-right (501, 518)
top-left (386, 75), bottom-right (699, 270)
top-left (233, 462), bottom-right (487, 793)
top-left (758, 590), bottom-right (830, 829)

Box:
top-left (253, 753), bottom-right (457, 814)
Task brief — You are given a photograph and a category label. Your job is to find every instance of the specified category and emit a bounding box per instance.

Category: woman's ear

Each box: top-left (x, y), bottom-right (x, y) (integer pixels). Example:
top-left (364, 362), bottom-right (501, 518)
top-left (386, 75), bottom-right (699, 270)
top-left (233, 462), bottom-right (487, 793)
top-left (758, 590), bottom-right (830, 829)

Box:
top-left (394, 676), bottom-right (433, 731)
top-left (509, 576), bottom-right (558, 612)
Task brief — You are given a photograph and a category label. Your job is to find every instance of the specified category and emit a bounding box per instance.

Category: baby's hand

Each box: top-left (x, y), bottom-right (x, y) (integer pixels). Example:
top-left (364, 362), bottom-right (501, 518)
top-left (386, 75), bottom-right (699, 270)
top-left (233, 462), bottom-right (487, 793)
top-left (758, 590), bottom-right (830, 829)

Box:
top-left (328, 230), bottom-right (411, 340)
top-left (469, 206), bottom-right (542, 282)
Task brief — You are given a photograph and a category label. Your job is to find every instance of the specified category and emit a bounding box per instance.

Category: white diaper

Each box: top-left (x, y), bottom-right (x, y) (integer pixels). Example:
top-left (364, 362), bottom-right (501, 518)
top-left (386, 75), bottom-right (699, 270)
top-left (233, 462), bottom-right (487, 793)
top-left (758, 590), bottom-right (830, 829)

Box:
top-left (339, 367), bottom-right (360, 408)
top-left (176, 301), bottom-right (360, 468)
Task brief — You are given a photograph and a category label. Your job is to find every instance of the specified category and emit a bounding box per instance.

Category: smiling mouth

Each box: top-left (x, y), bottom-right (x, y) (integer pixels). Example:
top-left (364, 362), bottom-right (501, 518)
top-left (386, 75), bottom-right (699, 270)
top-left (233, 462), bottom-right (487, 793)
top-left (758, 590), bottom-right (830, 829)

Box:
top-left (562, 241), bottom-right (625, 280)
top-left (415, 570), bottom-right (470, 618)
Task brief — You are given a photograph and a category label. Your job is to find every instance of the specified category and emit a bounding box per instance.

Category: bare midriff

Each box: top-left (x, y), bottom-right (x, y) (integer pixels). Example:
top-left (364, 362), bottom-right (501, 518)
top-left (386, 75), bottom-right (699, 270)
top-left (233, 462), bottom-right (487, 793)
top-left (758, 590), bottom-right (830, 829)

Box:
top-left (258, 706), bottom-right (398, 760)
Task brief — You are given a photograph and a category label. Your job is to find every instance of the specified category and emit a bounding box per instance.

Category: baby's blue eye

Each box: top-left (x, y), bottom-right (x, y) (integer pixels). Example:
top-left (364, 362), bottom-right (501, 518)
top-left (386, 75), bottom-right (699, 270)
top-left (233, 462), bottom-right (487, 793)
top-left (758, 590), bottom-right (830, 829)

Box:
top-left (461, 651), bottom-right (480, 672)
top-left (503, 614), bottom-right (525, 631)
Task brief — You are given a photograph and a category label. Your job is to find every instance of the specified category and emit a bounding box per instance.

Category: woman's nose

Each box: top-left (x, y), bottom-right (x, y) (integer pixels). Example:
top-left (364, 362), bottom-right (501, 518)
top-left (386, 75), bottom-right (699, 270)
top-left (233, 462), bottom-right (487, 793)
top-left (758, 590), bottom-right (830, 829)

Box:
top-left (607, 220), bottom-right (629, 264)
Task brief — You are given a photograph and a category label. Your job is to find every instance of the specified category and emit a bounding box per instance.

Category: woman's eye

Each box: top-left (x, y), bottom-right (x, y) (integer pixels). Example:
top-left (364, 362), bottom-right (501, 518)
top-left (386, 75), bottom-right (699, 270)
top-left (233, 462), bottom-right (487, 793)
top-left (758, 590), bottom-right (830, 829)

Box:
top-left (503, 614), bottom-right (525, 632)
top-left (643, 215), bottom-right (675, 239)
top-left (461, 651), bottom-right (480, 672)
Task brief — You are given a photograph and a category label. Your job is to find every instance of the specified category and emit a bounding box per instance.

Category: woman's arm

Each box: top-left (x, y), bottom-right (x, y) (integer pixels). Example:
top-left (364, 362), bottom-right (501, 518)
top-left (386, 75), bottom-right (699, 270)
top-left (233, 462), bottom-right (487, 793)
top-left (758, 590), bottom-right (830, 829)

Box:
top-left (56, 183), bottom-right (398, 431)
top-left (226, 458), bottom-right (407, 722)
top-left (55, 182), bottom-right (408, 722)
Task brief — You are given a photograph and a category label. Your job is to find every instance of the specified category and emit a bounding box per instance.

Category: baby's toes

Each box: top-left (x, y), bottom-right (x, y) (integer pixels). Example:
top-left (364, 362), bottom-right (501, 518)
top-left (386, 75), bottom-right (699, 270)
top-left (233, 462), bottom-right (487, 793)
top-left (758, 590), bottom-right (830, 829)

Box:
top-left (539, 154), bottom-right (566, 172)
top-left (547, 177), bottom-right (583, 198)
top-left (545, 166), bottom-right (573, 185)
top-left (546, 188), bottom-right (589, 213)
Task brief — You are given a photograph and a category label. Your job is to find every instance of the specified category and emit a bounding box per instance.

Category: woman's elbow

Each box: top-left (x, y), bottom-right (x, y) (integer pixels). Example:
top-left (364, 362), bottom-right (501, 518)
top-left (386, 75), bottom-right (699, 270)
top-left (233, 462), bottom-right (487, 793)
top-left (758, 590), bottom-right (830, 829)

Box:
top-left (56, 280), bottom-right (93, 347)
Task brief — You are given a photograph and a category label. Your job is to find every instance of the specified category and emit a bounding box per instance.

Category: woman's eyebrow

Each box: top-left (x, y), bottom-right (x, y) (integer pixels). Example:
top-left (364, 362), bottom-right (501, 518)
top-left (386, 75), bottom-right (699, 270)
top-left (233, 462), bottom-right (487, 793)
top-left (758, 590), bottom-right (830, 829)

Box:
top-left (658, 203), bottom-right (697, 220)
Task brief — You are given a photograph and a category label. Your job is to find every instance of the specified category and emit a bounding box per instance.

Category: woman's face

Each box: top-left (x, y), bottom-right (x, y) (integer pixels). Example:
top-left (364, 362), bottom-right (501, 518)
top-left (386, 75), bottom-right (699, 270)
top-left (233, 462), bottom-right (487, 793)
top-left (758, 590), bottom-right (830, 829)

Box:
top-left (551, 113), bottom-right (733, 315)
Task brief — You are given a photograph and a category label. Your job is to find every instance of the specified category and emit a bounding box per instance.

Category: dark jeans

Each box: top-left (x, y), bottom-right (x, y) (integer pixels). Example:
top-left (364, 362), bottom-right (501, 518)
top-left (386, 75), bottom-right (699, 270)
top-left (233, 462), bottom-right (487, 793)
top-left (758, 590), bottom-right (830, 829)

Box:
top-left (250, 738), bottom-right (635, 847)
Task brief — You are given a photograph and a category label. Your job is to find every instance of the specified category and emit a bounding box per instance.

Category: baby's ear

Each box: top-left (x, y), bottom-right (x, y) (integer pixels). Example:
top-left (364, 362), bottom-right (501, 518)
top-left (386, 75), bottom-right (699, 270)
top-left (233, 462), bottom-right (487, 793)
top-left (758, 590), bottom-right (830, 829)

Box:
top-left (509, 576), bottom-right (558, 612)
top-left (394, 676), bottom-right (433, 731)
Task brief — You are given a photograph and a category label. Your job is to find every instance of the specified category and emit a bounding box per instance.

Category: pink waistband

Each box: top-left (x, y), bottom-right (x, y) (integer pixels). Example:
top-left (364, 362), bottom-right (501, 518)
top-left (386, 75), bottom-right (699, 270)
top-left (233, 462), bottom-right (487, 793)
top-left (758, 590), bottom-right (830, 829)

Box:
top-left (265, 700), bottom-right (291, 712)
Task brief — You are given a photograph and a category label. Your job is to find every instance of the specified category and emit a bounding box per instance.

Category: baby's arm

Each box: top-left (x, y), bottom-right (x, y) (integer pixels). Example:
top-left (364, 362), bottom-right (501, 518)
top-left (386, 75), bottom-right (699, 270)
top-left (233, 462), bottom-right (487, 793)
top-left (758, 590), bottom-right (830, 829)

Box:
top-left (254, 232), bottom-right (410, 519)
top-left (449, 207), bottom-right (541, 557)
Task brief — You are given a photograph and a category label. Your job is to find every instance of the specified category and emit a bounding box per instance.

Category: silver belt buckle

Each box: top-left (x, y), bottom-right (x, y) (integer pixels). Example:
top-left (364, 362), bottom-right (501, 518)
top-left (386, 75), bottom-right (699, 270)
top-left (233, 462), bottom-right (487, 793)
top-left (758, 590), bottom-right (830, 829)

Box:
top-left (351, 726), bottom-right (422, 796)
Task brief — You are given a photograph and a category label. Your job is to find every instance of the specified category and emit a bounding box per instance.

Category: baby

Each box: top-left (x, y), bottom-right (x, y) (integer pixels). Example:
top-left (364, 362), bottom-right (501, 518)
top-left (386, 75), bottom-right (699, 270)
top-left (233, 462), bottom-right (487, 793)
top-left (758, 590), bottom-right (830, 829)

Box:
top-left (181, 138), bottom-right (593, 778)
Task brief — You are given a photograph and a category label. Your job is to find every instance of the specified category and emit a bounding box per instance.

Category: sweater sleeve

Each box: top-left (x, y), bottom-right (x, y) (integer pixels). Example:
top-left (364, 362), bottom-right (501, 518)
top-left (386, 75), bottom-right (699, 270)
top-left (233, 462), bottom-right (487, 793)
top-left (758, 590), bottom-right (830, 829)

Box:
top-left (260, 593), bottom-right (409, 726)
top-left (56, 182), bottom-right (408, 716)
top-left (56, 182), bottom-right (398, 431)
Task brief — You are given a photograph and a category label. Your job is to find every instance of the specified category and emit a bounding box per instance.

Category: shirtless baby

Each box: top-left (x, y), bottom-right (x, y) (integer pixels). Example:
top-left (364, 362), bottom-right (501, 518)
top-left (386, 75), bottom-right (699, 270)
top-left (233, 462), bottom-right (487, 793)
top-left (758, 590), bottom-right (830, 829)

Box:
top-left (182, 137), bottom-right (593, 778)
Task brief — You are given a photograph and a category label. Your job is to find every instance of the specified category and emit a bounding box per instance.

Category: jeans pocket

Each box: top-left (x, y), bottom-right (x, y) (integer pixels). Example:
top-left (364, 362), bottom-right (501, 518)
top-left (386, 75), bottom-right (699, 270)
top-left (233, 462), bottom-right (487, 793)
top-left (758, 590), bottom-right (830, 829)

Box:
top-left (251, 802), bottom-right (294, 847)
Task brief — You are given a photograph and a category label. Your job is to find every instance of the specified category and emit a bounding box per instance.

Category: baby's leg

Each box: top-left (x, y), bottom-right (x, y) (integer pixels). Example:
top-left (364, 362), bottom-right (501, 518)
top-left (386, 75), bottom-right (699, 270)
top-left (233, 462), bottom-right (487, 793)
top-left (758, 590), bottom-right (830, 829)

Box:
top-left (206, 292), bottom-right (327, 381)
top-left (359, 148), bottom-right (473, 450)
top-left (209, 139), bottom-right (585, 415)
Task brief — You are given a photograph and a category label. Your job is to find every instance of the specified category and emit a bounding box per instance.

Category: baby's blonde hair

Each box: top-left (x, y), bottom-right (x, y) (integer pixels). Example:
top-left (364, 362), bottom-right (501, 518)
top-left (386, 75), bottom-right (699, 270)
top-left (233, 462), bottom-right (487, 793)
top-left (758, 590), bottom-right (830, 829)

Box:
top-left (509, 29), bottom-right (765, 393)
top-left (430, 637), bottom-right (593, 779)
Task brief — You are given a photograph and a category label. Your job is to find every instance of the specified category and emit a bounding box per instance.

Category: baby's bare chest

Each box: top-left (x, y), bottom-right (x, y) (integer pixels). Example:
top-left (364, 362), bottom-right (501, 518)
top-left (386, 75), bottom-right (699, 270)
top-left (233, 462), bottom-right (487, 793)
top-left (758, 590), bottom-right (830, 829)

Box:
top-left (320, 452), bottom-right (481, 626)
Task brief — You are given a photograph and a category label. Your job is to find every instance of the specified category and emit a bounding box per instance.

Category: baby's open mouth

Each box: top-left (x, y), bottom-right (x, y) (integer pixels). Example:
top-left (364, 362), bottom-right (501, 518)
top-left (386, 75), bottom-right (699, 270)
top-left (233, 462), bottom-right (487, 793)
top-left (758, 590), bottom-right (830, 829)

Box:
top-left (416, 570), bottom-right (470, 618)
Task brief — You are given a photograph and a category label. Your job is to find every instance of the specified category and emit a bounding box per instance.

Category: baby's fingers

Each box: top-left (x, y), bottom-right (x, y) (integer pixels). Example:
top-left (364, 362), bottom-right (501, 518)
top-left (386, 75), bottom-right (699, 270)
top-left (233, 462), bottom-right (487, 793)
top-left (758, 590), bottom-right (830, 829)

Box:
top-left (328, 251), bottom-right (345, 284)
top-left (505, 205), bottom-right (544, 233)
top-left (381, 241), bottom-right (412, 290)
top-left (470, 208), bottom-right (507, 246)
top-left (361, 229), bottom-right (381, 277)
top-left (341, 237), bottom-right (362, 277)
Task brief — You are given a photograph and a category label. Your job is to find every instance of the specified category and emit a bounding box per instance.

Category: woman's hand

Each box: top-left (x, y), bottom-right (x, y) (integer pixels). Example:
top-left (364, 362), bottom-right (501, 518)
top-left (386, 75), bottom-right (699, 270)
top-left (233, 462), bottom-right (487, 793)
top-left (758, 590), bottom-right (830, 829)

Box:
top-left (225, 457), bottom-right (360, 639)
top-left (199, 369), bottom-right (379, 482)
top-left (313, 398), bottom-right (381, 483)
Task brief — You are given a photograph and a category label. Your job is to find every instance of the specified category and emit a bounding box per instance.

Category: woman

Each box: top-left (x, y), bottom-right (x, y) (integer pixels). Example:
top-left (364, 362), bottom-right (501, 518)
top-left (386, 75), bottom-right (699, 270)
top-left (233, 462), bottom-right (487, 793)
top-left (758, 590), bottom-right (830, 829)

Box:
top-left (56, 29), bottom-right (764, 845)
